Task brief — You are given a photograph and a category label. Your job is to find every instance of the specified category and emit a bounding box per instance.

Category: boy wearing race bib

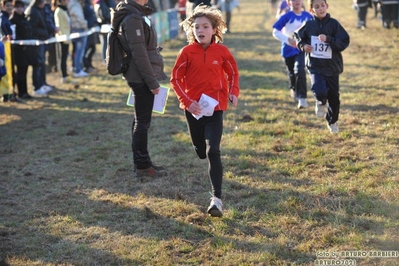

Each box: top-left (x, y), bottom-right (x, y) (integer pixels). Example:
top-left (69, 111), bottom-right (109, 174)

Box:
top-left (294, 0), bottom-right (350, 133)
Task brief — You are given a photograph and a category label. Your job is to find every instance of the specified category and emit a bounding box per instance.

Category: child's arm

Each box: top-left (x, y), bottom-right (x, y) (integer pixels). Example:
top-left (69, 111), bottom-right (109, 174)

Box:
top-left (272, 15), bottom-right (296, 47)
top-left (170, 49), bottom-right (196, 111)
top-left (323, 21), bottom-right (350, 52)
top-left (222, 49), bottom-right (240, 107)
top-left (294, 23), bottom-right (310, 52)
top-left (273, 28), bottom-right (296, 47)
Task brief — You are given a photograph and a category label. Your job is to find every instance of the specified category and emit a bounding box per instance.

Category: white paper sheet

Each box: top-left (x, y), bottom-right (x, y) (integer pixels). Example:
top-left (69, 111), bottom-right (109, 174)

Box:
top-left (127, 87), bottom-right (170, 114)
top-left (192, 93), bottom-right (219, 120)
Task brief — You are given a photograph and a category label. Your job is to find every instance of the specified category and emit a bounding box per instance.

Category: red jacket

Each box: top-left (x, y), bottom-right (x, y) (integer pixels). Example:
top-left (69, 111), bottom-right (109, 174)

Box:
top-left (170, 41), bottom-right (240, 111)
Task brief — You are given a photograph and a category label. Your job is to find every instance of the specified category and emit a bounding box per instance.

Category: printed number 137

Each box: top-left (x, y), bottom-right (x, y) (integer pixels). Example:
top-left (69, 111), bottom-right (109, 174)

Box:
top-left (314, 43), bottom-right (330, 52)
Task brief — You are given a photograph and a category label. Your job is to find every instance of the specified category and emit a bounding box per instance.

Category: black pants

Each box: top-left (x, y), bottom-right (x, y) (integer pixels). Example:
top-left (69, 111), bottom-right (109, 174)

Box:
top-left (381, 3), bottom-right (399, 28)
top-left (84, 33), bottom-right (97, 69)
top-left (357, 5), bottom-right (368, 27)
top-left (15, 65), bottom-right (28, 96)
top-left (47, 43), bottom-right (57, 72)
top-left (129, 82), bottom-right (155, 169)
top-left (32, 45), bottom-right (45, 90)
top-left (185, 110), bottom-right (223, 198)
top-left (56, 42), bottom-right (69, 78)
top-left (284, 52), bottom-right (307, 99)
top-left (310, 73), bottom-right (340, 125)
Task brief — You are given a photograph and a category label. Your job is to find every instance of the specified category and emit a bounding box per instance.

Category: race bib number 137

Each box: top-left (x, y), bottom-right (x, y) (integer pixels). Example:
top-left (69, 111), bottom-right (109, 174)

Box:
top-left (310, 36), bottom-right (332, 59)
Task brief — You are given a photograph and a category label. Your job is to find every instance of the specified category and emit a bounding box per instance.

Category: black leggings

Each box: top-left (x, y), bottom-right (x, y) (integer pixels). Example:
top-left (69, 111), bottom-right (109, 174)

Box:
top-left (185, 110), bottom-right (224, 198)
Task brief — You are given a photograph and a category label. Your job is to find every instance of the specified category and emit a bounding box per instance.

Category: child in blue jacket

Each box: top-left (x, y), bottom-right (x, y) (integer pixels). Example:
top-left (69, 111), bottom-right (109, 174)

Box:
top-left (295, 0), bottom-right (350, 133)
top-left (273, 0), bottom-right (312, 109)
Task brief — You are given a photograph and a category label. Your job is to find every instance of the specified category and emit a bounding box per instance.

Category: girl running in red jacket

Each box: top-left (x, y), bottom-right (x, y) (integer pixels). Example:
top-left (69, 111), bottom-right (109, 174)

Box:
top-left (170, 4), bottom-right (240, 217)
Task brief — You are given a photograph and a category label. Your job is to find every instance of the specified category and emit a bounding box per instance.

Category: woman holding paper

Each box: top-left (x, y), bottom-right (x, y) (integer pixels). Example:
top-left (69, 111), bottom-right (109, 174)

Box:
top-left (114, 0), bottom-right (168, 178)
top-left (170, 4), bottom-right (240, 217)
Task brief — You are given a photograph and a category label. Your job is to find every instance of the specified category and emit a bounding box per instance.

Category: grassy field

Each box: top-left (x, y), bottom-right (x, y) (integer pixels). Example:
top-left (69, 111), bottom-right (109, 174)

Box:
top-left (1, 0), bottom-right (399, 265)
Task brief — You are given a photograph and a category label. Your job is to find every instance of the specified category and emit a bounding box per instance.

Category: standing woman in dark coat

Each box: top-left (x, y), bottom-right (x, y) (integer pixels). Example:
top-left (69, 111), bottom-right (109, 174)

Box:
top-left (9, 0), bottom-right (33, 99)
top-left (25, 0), bottom-right (52, 96)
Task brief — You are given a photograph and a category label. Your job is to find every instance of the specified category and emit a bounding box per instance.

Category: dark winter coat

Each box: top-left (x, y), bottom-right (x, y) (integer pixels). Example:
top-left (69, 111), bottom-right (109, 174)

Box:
top-left (9, 11), bottom-right (33, 66)
top-left (25, 0), bottom-right (50, 40)
top-left (112, 0), bottom-right (167, 90)
top-left (295, 13), bottom-right (350, 76)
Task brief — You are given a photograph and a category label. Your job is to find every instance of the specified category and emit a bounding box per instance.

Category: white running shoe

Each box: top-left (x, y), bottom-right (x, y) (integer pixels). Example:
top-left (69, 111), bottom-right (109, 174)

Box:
top-left (328, 122), bottom-right (339, 133)
top-left (207, 196), bottom-right (223, 217)
top-left (297, 98), bottom-right (308, 109)
top-left (33, 86), bottom-right (48, 97)
top-left (315, 101), bottom-right (326, 118)
top-left (73, 70), bottom-right (89, 78)
top-left (42, 85), bottom-right (53, 92)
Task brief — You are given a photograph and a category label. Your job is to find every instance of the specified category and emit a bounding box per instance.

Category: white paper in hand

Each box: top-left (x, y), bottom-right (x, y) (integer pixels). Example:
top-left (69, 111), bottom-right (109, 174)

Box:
top-left (192, 93), bottom-right (219, 120)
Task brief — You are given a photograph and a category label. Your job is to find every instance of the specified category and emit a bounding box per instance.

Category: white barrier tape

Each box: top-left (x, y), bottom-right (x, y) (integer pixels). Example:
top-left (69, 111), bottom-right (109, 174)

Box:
top-left (10, 25), bottom-right (110, 46)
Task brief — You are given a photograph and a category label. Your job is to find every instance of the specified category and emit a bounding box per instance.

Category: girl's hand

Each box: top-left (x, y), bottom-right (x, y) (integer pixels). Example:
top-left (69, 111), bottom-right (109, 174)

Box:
top-left (304, 44), bottom-right (312, 53)
top-left (318, 34), bottom-right (327, 42)
top-left (229, 94), bottom-right (238, 107)
top-left (288, 37), bottom-right (297, 48)
top-left (188, 101), bottom-right (202, 115)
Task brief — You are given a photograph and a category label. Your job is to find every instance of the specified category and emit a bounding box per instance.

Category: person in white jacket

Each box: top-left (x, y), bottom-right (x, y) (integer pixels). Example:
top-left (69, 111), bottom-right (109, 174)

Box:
top-left (67, 0), bottom-right (88, 77)
top-left (54, 0), bottom-right (72, 83)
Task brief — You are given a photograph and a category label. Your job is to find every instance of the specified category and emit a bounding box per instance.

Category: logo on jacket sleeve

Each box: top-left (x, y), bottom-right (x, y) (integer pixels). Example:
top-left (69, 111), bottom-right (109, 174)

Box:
top-left (212, 60), bottom-right (219, 65)
top-left (136, 29), bottom-right (141, 37)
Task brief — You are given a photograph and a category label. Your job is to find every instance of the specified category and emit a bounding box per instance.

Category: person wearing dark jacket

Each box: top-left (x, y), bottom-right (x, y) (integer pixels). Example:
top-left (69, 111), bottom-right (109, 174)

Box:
top-left (353, 0), bottom-right (372, 29)
top-left (112, 0), bottom-right (167, 178)
top-left (295, 0), bottom-right (350, 133)
top-left (25, 0), bottom-right (52, 96)
top-left (94, 0), bottom-right (115, 61)
top-left (9, 0), bottom-right (33, 99)
top-left (0, 2), bottom-right (13, 102)
top-left (380, 0), bottom-right (399, 29)
top-left (82, 0), bottom-right (97, 72)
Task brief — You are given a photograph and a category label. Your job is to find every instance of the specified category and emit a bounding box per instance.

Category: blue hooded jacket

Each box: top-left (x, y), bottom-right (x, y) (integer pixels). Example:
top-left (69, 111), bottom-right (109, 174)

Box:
top-left (0, 42), bottom-right (6, 78)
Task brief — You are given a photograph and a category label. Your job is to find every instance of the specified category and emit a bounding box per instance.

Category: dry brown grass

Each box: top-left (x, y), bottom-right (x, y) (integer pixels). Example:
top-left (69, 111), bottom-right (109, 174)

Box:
top-left (1, 0), bottom-right (399, 265)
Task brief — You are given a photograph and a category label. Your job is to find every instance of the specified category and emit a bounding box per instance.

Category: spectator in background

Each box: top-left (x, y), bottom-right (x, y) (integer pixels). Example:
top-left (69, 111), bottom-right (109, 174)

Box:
top-left (353, 0), bottom-right (372, 29)
top-left (0, 42), bottom-right (5, 81)
top-left (1, 0), bottom-right (13, 102)
top-left (185, 0), bottom-right (194, 17)
top-left (0, 39), bottom-right (13, 102)
top-left (2, 0), bottom-right (13, 16)
top-left (68, 0), bottom-right (89, 77)
top-left (1, 0), bottom-right (12, 34)
top-left (177, 0), bottom-right (186, 36)
top-left (93, 0), bottom-right (115, 62)
top-left (380, 0), bottom-right (399, 28)
top-left (82, 0), bottom-right (97, 73)
top-left (43, 0), bottom-right (58, 88)
top-left (214, 0), bottom-right (239, 33)
top-left (10, 0), bottom-right (33, 99)
top-left (193, 0), bottom-right (210, 8)
top-left (25, 0), bottom-right (51, 96)
top-left (372, 0), bottom-right (381, 17)
top-left (53, 0), bottom-right (72, 83)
